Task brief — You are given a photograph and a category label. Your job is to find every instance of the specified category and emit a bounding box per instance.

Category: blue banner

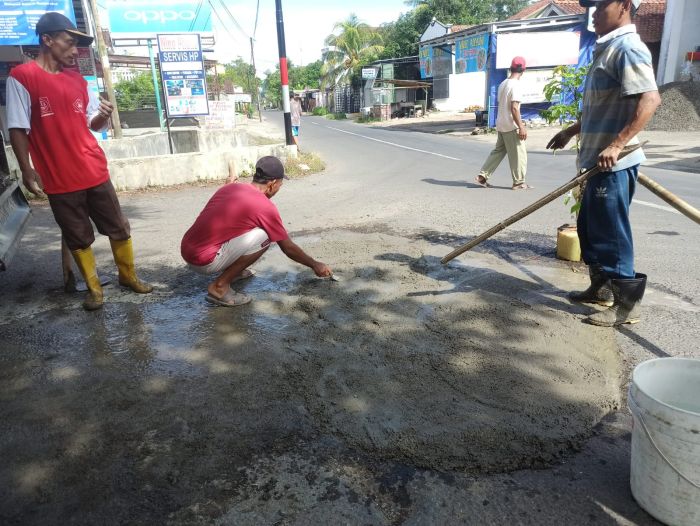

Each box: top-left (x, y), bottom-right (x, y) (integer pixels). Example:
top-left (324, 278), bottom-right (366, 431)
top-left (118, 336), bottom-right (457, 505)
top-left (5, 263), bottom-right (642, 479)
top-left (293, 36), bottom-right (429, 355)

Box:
top-left (107, 1), bottom-right (212, 35)
top-left (0, 0), bottom-right (76, 45)
top-left (455, 33), bottom-right (489, 74)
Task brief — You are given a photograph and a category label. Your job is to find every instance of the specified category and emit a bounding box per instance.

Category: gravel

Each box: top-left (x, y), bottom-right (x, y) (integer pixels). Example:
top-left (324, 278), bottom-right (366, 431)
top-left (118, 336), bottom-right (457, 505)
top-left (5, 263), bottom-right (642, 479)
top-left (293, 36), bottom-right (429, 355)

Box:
top-left (648, 81), bottom-right (700, 131)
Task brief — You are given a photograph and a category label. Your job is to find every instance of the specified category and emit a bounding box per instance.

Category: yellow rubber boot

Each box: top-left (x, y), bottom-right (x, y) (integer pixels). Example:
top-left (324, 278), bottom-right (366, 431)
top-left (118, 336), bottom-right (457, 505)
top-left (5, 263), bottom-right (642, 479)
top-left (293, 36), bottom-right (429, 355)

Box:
top-left (110, 238), bottom-right (153, 294)
top-left (71, 247), bottom-right (104, 311)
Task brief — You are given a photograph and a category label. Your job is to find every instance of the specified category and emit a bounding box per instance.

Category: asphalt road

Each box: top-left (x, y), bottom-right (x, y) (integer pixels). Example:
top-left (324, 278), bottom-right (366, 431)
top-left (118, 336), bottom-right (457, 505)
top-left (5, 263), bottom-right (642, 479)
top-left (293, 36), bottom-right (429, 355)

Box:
top-left (1, 112), bottom-right (698, 525)
top-left (291, 113), bottom-right (700, 323)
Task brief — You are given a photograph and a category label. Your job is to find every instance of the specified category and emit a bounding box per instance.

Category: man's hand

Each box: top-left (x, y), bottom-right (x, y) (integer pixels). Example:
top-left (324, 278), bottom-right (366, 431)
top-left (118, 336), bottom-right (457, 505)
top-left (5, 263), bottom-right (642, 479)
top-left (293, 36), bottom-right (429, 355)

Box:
top-left (22, 168), bottom-right (44, 196)
top-left (98, 97), bottom-right (114, 119)
top-left (598, 143), bottom-right (624, 171)
top-left (312, 261), bottom-right (332, 278)
top-left (546, 129), bottom-right (572, 150)
top-left (518, 127), bottom-right (527, 141)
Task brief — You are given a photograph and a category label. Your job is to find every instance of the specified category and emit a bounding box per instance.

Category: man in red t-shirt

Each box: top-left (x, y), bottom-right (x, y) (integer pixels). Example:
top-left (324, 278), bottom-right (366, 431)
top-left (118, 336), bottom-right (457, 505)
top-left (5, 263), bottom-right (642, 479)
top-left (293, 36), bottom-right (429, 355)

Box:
top-left (182, 156), bottom-right (332, 306)
top-left (7, 12), bottom-right (152, 311)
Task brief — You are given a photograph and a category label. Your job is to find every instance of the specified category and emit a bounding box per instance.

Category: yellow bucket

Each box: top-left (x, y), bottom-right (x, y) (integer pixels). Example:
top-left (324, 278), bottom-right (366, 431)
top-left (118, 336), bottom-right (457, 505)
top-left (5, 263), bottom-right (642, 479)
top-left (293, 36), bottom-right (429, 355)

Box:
top-left (556, 224), bottom-right (581, 262)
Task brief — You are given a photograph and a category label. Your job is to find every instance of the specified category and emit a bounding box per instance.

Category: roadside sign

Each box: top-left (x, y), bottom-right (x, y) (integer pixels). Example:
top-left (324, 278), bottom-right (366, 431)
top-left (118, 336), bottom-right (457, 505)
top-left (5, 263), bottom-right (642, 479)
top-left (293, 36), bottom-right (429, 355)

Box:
top-left (0, 0), bottom-right (76, 45)
top-left (157, 33), bottom-right (209, 117)
top-left (362, 68), bottom-right (377, 80)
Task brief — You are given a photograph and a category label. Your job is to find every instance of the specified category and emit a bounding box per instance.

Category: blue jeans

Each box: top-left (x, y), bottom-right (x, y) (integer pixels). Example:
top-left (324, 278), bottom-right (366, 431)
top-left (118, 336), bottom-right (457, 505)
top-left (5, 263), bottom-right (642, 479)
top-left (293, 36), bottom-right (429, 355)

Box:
top-left (577, 166), bottom-right (638, 279)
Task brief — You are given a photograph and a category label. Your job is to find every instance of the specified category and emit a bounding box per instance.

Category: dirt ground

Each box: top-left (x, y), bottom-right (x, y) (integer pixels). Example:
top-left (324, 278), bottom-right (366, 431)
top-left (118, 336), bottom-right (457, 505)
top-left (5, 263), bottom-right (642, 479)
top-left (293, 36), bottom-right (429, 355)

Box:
top-left (1, 204), bottom-right (622, 524)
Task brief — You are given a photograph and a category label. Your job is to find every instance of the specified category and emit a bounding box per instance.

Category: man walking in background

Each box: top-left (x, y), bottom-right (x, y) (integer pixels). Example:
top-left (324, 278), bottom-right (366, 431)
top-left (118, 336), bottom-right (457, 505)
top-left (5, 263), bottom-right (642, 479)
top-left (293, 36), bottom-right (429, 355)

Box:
top-left (7, 12), bottom-right (152, 311)
top-left (475, 56), bottom-right (530, 190)
top-left (290, 92), bottom-right (302, 149)
top-left (547, 0), bottom-right (660, 326)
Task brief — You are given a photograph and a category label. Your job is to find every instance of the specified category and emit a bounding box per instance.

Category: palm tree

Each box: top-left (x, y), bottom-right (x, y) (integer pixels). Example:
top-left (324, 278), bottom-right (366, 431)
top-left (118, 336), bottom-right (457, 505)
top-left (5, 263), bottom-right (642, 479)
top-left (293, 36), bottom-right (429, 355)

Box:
top-left (321, 14), bottom-right (384, 88)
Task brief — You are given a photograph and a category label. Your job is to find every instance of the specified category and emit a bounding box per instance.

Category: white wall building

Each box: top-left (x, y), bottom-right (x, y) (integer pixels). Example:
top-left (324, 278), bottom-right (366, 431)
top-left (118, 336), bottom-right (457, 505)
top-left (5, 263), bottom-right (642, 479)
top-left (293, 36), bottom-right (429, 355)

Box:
top-left (657, 0), bottom-right (700, 84)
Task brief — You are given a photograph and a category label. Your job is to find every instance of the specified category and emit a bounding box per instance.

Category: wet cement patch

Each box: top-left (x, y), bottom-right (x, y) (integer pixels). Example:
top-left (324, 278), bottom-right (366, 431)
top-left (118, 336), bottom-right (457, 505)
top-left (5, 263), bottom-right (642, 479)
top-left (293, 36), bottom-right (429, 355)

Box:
top-left (0, 230), bottom-right (620, 524)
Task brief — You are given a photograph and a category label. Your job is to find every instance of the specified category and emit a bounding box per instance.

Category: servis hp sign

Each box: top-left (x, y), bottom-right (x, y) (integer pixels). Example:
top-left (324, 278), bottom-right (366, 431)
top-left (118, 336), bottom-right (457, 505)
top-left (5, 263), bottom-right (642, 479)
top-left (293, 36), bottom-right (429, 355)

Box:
top-left (106, 0), bottom-right (212, 36)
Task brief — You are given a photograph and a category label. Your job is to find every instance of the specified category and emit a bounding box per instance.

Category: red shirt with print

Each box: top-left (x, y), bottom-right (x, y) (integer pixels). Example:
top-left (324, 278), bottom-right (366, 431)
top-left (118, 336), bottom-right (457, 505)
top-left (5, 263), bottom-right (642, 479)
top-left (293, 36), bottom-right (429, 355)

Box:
top-left (181, 183), bottom-right (289, 266)
top-left (9, 62), bottom-right (109, 194)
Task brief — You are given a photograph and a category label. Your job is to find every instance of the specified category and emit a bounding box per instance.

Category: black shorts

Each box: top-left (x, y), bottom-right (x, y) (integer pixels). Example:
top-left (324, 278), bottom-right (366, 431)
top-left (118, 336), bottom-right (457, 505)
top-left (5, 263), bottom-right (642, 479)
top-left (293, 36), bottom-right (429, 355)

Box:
top-left (48, 180), bottom-right (130, 250)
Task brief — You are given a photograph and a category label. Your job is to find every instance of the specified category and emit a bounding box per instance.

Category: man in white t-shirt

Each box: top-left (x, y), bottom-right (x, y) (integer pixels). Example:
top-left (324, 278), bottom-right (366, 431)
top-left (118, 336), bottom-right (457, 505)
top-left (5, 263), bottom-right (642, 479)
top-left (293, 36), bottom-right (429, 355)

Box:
top-left (290, 92), bottom-right (302, 148)
top-left (475, 56), bottom-right (530, 190)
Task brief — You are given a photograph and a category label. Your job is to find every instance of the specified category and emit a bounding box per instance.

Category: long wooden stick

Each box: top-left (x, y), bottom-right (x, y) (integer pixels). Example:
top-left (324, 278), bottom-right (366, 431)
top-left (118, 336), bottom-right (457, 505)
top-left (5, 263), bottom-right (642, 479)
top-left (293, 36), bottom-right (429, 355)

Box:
top-left (441, 144), bottom-right (642, 264)
top-left (638, 172), bottom-right (700, 225)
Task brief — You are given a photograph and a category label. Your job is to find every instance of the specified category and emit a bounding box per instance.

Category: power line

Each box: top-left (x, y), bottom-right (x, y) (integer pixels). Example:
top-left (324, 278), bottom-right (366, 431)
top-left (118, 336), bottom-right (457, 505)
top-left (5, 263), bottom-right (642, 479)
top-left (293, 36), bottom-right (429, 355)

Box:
top-left (208, 0), bottom-right (244, 46)
top-left (253, 0), bottom-right (260, 40)
top-left (189, 0), bottom-right (204, 32)
top-left (217, 0), bottom-right (250, 40)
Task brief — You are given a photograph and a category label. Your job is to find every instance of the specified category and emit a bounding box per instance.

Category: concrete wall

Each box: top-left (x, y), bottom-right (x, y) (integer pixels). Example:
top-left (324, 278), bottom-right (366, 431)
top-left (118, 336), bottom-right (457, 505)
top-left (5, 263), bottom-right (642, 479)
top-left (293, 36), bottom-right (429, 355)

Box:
top-left (100, 129), bottom-right (248, 160)
top-left (109, 144), bottom-right (291, 191)
top-left (658, 0), bottom-right (700, 85)
top-left (3, 128), bottom-right (288, 191)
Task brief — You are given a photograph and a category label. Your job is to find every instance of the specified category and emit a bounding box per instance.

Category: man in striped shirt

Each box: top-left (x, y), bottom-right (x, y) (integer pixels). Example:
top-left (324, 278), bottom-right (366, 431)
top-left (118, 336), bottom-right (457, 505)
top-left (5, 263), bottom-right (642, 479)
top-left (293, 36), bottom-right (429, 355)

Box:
top-left (547, 0), bottom-right (660, 327)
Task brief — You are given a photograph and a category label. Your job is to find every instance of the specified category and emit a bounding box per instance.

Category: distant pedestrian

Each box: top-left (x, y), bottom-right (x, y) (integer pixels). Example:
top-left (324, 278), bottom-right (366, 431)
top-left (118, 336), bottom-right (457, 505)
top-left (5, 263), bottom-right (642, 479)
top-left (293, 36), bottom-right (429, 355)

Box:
top-left (547, 0), bottom-right (660, 326)
top-left (7, 12), bottom-right (152, 311)
top-left (475, 56), bottom-right (531, 190)
top-left (290, 92), bottom-right (302, 149)
top-left (181, 156), bottom-right (332, 307)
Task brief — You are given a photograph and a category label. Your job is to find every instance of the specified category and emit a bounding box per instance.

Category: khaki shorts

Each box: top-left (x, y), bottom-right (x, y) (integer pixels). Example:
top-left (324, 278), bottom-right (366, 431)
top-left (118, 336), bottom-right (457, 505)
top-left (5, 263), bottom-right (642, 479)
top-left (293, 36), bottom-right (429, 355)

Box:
top-left (188, 227), bottom-right (270, 275)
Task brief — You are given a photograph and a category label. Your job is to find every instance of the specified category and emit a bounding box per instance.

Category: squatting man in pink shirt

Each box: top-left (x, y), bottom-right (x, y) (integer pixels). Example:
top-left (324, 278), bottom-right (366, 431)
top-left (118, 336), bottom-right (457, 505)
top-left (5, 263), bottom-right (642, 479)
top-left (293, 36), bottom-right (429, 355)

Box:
top-left (181, 156), bottom-right (332, 306)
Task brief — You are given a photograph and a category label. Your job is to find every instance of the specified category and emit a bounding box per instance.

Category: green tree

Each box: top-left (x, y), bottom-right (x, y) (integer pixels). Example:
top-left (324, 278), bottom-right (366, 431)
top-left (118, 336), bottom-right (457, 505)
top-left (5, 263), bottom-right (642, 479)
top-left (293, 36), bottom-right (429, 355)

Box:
top-left (379, 11), bottom-right (423, 58)
top-left (321, 14), bottom-right (384, 87)
top-left (405, 0), bottom-right (528, 25)
top-left (261, 59), bottom-right (323, 108)
top-left (114, 73), bottom-right (159, 111)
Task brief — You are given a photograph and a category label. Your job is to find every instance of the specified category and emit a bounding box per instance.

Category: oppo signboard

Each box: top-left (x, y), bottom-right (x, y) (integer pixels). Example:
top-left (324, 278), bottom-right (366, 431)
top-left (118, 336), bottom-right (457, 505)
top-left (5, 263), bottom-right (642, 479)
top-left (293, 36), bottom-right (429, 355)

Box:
top-left (106, 0), bottom-right (212, 38)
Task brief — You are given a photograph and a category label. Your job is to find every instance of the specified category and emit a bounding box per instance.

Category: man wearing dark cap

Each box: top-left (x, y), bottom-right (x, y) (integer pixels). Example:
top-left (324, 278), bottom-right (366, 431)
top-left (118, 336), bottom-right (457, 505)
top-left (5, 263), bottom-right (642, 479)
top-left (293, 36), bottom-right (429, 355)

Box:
top-left (181, 156), bottom-right (332, 306)
top-left (6, 12), bottom-right (152, 311)
top-left (475, 56), bottom-right (531, 190)
top-left (547, 0), bottom-right (660, 326)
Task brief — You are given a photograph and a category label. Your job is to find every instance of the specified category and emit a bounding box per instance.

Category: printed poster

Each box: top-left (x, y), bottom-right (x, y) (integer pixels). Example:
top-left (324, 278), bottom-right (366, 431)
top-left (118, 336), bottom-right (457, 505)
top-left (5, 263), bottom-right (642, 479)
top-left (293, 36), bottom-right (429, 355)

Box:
top-left (157, 33), bottom-right (209, 117)
top-left (455, 33), bottom-right (489, 74)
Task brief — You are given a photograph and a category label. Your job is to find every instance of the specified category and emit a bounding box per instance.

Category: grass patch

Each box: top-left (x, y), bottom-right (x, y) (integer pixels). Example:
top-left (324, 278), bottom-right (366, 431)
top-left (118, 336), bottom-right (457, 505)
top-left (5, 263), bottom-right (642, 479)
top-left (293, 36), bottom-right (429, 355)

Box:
top-left (312, 107), bottom-right (329, 116)
top-left (325, 112), bottom-right (347, 120)
top-left (283, 151), bottom-right (326, 178)
top-left (356, 116), bottom-right (381, 124)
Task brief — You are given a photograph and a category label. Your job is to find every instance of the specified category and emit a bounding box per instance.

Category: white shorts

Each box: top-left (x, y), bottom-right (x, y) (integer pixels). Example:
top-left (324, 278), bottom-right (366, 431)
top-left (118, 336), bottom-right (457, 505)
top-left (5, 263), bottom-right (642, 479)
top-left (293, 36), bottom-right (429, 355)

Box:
top-left (188, 227), bottom-right (270, 275)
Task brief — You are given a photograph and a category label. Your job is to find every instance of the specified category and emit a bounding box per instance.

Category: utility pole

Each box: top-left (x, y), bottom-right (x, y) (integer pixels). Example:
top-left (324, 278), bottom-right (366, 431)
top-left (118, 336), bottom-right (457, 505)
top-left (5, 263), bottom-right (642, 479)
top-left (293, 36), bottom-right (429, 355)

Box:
top-left (249, 37), bottom-right (262, 122)
top-left (147, 39), bottom-right (165, 131)
top-left (274, 0), bottom-right (293, 146)
top-left (87, 0), bottom-right (122, 139)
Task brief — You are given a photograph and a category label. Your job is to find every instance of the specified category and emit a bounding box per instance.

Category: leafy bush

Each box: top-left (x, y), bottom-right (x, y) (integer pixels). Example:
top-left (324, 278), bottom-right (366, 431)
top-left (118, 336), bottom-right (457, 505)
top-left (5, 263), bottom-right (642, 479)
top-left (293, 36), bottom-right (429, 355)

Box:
top-left (312, 107), bottom-right (329, 116)
top-left (540, 64), bottom-right (590, 217)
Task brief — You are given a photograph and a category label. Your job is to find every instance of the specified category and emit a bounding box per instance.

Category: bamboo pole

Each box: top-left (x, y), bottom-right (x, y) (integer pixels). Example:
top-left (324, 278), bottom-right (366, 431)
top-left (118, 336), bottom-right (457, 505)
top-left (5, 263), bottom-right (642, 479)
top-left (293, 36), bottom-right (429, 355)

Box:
top-left (441, 144), bottom-right (643, 264)
top-left (638, 172), bottom-right (700, 225)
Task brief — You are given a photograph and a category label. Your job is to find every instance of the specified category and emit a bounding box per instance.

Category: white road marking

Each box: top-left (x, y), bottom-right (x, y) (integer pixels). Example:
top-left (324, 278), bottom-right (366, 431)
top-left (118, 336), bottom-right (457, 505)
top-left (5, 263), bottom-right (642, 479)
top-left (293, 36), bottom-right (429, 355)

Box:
top-left (315, 122), bottom-right (462, 160)
top-left (633, 199), bottom-right (681, 215)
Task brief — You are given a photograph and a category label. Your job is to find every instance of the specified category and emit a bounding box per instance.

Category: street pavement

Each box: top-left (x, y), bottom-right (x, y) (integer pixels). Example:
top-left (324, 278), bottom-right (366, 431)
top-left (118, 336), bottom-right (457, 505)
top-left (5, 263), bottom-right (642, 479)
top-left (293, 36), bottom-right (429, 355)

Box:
top-left (1, 111), bottom-right (698, 525)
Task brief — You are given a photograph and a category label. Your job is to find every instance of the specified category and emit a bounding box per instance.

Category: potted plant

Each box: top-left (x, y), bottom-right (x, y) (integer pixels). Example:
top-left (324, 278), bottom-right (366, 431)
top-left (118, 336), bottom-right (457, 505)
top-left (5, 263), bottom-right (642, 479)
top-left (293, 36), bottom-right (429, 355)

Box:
top-left (540, 64), bottom-right (589, 262)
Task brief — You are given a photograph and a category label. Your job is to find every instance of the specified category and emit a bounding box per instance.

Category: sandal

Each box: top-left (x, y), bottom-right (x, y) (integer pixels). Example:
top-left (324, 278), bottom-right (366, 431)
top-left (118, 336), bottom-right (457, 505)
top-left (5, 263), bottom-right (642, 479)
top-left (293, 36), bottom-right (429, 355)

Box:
top-left (232, 268), bottom-right (256, 282)
top-left (512, 183), bottom-right (533, 190)
top-left (205, 288), bottom-right (252, 307)
top-left (475, 175), bottom-right (492, 188)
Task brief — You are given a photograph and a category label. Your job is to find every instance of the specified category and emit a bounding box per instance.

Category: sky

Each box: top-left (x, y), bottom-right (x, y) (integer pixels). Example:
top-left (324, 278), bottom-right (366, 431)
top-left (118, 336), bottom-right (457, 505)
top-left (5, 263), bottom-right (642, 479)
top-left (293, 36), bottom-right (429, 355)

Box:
top-left (210, 0), bottom-right (410, 73)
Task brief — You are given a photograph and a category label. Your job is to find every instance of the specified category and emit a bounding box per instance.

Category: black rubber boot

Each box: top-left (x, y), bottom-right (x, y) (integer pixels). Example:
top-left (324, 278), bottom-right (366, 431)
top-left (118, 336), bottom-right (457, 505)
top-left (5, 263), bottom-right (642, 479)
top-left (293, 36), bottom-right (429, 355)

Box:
top-left (568, 264), bottom-right (614, 307)
top-left (586, 273), bottom-right (647, 327)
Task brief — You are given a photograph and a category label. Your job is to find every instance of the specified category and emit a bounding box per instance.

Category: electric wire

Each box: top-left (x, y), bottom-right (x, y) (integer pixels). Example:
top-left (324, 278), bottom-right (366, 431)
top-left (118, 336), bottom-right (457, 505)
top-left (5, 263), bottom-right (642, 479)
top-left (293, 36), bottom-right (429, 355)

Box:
top-left (216, 0), bottom-right (250, 40)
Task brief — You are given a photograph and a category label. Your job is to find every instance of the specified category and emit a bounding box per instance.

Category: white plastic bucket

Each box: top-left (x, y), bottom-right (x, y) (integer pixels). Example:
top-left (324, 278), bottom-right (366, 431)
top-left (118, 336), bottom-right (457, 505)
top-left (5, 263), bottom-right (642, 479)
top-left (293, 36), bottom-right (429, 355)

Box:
top-left (628, 358), bottom-right (700, 526)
